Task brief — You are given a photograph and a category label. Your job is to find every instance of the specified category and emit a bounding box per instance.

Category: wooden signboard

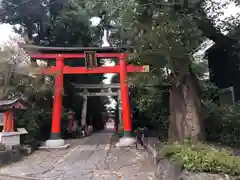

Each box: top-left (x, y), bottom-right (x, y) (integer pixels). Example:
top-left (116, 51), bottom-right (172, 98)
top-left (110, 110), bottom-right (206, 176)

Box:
top-left (219, 87), bottom-right (235, 106)
top-left (84, 51), bottom-right (98, 68)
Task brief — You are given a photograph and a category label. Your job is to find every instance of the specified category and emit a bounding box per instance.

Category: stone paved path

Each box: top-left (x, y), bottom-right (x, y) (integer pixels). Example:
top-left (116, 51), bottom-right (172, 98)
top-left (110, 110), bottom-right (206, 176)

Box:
top-left (0, 130), bottom-right (156, 180)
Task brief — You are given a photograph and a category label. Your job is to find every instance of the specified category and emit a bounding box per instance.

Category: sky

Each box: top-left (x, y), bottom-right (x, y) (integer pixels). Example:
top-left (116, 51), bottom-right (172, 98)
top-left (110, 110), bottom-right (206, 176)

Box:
top-left (0, 24), bottom-right (16, 44)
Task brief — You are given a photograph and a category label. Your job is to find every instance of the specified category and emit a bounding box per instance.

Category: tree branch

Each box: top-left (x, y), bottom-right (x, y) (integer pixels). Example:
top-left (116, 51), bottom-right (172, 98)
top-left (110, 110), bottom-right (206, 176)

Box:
top-left (194, 7), bottom-right (238, 47)
top-left (159, 0), bottom-right (239, 47)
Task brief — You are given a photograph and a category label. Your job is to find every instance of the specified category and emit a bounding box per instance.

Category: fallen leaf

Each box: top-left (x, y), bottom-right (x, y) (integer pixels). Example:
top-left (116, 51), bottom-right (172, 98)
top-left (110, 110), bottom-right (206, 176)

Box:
top-left (148, 176), bottom-right (153, 180)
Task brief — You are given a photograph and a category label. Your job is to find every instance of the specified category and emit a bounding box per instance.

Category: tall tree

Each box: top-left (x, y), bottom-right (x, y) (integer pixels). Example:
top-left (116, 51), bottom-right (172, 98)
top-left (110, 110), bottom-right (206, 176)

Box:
top-left (0, 0), bottom-right (107, 132)
top-left (86, 0), bottom-right (239, 141)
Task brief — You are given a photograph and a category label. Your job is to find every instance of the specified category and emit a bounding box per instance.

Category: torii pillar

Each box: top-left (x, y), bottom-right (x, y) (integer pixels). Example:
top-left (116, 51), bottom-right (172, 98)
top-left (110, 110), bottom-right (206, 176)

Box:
top-left (116, 53), bottom-right (136, 146)
top-left (119, 54), bottom-right (132, 136)
top-left (45, 55), bottom-right (65, 148)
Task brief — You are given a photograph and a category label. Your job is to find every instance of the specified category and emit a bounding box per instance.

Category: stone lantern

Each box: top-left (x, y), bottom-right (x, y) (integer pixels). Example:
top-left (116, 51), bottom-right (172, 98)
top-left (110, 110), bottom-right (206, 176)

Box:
top-left (0, 73), bottom-right (5, 86)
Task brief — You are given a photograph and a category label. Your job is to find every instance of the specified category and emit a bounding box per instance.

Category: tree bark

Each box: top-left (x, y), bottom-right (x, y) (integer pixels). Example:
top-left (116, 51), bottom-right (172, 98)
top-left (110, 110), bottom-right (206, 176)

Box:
top-left (168, 73), bottom-right (204, 142)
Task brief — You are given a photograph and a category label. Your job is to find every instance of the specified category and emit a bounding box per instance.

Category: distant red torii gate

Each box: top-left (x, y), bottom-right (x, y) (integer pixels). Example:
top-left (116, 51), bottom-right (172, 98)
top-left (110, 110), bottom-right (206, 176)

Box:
top-left (22, 45), bottom-right (149, 148)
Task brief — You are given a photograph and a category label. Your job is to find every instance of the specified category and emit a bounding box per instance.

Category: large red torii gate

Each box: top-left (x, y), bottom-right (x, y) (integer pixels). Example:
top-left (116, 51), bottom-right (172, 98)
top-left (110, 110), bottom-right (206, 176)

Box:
top-left (22, 45), bottom-right (149, 148)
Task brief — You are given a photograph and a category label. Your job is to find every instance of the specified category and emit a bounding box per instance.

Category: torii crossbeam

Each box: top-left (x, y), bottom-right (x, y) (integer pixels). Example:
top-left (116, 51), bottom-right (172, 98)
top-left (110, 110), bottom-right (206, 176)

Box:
top-left (22, 45), bottom-right (149, 148)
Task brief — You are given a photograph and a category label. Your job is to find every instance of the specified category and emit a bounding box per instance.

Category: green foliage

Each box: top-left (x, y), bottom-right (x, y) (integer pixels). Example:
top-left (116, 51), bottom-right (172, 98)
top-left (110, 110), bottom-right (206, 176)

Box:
top-left (161, 142), bottom-right (240, 175)
top-left (112, 73), bottom-right (169, 136)
top-left (198, 80), bottom-right (240, 146)
top-left (16, 108), bottom-right (52, 142)
top-left (205, 103), bottom-right (240, 146)
top-left (0, 0), bottom-right (107, 140)
top-left (130, 80), bottom-right (169, 137)
top-left (16, 103), bottom-right (73, 142)
top-left (96, 0), bottom-right (208, 140)
top-left (200, 80), bottom-right (219, 100)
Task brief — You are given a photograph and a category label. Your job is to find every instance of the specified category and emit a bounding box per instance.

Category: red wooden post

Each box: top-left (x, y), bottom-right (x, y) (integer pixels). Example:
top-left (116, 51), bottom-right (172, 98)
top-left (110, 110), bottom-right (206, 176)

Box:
top-left (11, 116), bottom-right (14, 132)
top-left (119, 53), bottom-right (132, 137)
top-left (5, 111), bottom-right (13, 132)
top-left (9, 111), bottom-right (14, 132)
top-left (114, 125), bottom-right (117, 134)
top-left (68, 110), bottom-right (75, 133)
top-left (114, 119), bottom-right (119, 134)
top-left (51, 55), bottom-right (64, 139)
top-left (3, 111), bottom-right (9, 132)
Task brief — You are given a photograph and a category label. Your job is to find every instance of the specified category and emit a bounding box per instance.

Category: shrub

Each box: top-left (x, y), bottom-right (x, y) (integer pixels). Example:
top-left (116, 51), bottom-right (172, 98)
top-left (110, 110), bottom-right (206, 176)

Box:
top-left (131, 89), bottom-right (169, 138)
top-left (16, 108), bottom-right (52, 143)
top-left (205, 103), bottom-right (240, 146)
top-left (160, 142), bottom-right (240, 175)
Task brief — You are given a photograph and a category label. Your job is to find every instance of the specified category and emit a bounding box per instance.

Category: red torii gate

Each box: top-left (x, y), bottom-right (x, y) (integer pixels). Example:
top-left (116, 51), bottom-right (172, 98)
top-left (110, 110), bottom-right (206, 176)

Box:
top-left (22, 45), bottom-right (149, 148)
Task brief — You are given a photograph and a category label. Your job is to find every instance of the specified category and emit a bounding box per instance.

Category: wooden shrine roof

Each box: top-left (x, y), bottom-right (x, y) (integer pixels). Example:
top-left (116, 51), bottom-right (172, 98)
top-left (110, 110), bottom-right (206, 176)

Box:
top-left (0, 99), bottom-right (28, 112)
top-left (19, 43), bottom-right (133, 54)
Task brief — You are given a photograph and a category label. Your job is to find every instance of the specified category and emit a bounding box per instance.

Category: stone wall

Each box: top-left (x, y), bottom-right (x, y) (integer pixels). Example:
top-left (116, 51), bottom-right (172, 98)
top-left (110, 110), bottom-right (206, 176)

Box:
top-left (144, 139), bottom-right (240, 180)
top-left (0, 145), bottom-right (23, 165)
top-left (155, 158), bottom-right (240, 180)
top-left (0, 144), bottom-right (36, 166)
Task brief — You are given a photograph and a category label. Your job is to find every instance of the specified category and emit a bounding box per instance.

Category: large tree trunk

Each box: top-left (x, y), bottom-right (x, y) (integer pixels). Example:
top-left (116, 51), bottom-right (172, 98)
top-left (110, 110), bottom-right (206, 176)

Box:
top-left (168, 73), bottom-right (204, 142)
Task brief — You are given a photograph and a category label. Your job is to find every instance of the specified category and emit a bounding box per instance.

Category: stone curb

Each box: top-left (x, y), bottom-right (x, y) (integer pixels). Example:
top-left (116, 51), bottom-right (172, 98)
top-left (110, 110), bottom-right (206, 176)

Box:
top-left (147, 144), bottom-right (157, 157)
top-left (0, 173), bottom-right (41, 180)
top-left (144, 142), bottom-right (158, 165)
